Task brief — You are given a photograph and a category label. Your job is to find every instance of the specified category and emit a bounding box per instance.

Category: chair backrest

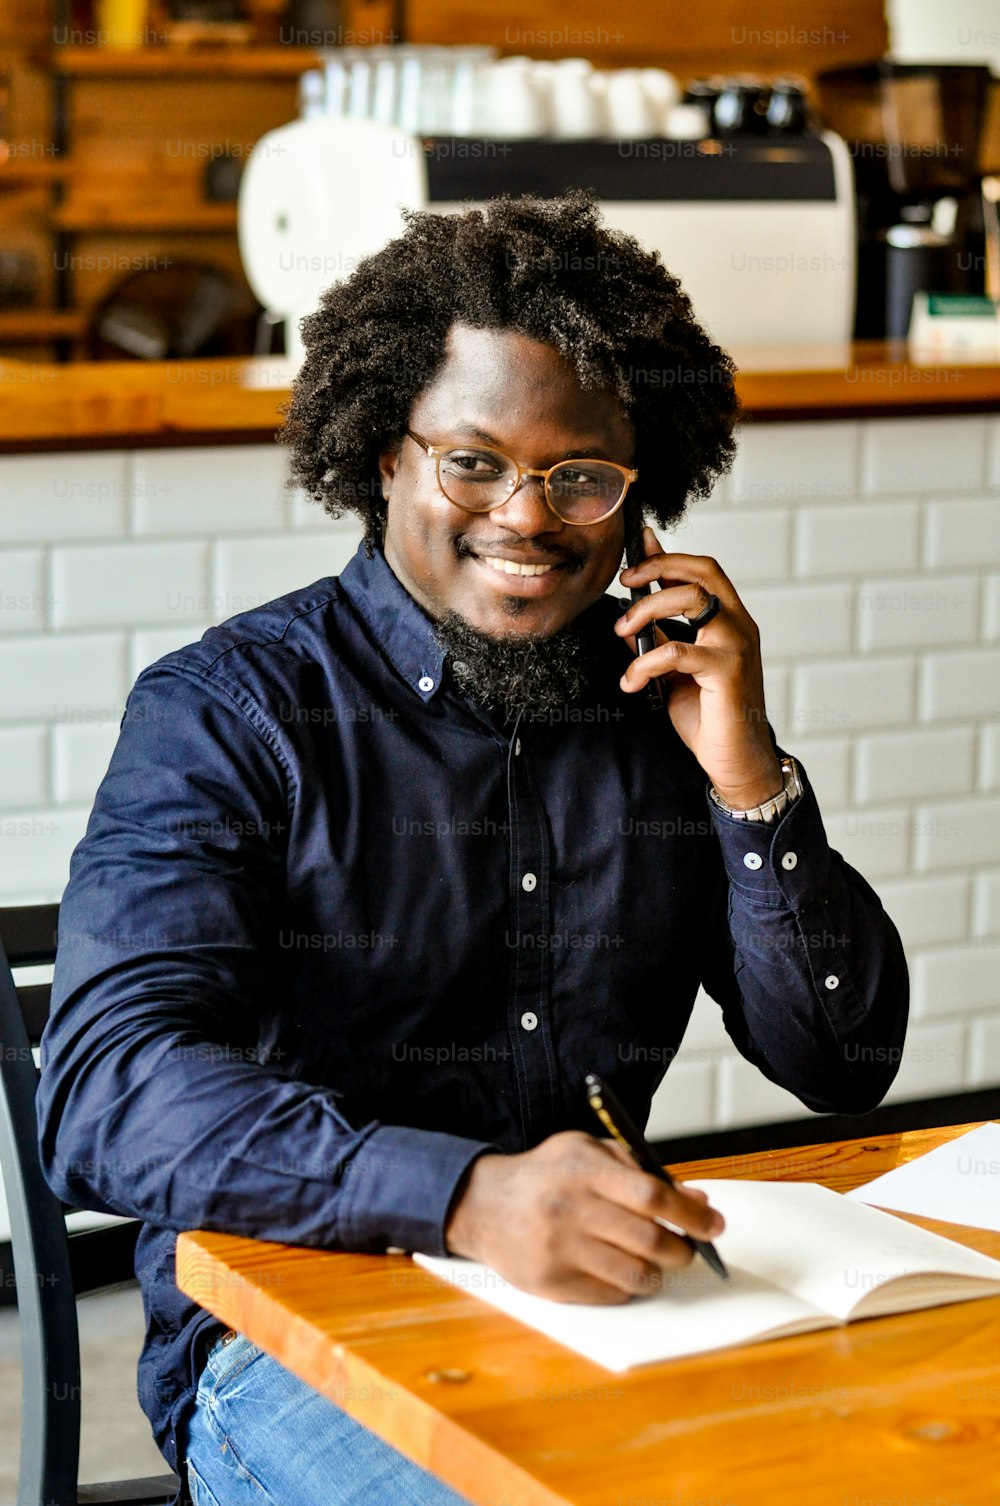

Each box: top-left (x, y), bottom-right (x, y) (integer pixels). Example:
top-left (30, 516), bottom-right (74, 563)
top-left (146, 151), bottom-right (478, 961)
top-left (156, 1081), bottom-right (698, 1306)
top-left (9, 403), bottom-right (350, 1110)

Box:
top-left (0, 903), bottom-right (174, 1506)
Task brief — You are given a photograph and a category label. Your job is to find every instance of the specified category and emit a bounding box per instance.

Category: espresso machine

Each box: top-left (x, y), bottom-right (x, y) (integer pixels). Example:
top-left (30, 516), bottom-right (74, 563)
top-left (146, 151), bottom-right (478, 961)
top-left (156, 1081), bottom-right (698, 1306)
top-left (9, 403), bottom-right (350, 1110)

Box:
top-left (237, 54), bottom-right (856, 366)
top-left (815, 61), bottom-right (995, 338)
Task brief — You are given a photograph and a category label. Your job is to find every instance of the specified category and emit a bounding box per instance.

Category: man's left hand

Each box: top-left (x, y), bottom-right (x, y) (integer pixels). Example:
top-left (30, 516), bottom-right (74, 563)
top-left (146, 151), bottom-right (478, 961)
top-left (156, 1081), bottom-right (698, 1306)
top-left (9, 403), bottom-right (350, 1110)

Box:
top-left (616, 525), bottom-right (783, 809)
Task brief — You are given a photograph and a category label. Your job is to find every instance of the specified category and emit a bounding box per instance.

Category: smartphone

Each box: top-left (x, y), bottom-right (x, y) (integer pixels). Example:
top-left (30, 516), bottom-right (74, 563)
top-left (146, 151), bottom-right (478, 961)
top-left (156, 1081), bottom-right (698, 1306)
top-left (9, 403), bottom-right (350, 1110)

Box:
top-left (624, 512), bottom-right (697, 650)
top-left (625, 509), bottom-right (659, 657)
top-left (624, 512), bottom-right (665, 709)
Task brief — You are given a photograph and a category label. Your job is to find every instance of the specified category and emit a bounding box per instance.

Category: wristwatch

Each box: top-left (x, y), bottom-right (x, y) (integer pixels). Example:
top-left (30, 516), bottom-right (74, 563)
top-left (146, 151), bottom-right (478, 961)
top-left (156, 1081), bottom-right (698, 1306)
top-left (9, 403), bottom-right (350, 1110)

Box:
top-left (709, 754), bottom-right (803, 825)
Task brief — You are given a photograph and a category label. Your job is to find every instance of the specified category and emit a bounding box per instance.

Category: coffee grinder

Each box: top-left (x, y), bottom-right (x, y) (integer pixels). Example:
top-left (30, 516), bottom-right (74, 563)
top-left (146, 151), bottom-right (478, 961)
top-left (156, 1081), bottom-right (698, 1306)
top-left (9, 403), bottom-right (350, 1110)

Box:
top-left (815, 60), bottom-right (993, 337)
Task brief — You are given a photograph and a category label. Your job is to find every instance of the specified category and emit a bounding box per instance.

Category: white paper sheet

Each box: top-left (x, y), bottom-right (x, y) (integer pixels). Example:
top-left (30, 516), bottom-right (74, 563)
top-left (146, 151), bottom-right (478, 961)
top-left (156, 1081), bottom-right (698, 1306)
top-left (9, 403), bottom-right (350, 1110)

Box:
top-left (413, 1178), bottom-right (1000, 1371)
top-left (846, 1123), bottom-right (1000, 1232)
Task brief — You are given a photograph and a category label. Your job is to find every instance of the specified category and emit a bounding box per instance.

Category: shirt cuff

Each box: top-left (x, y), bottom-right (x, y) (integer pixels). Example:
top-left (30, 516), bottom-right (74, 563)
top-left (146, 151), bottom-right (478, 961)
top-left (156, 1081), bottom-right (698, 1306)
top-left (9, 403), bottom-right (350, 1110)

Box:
top-left (338, 1124), bottom-right (500, 1256)
top-left (705, 760), bottom-right (833, 908)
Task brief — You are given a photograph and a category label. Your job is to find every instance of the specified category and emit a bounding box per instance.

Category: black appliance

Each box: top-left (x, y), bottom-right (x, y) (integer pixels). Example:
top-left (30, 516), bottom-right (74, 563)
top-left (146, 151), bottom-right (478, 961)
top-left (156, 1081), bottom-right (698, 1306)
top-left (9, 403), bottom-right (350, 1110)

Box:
top-left (815, 60), bottom-right (993, 338)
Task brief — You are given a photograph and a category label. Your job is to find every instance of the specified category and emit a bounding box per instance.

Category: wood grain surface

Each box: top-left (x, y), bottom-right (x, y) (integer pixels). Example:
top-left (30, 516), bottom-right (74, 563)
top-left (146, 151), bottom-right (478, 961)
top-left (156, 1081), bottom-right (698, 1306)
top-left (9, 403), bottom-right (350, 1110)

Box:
top-left (176, 1121), bottom-right (1000, 1506)
top-left (5, 342), bottom-right (1000, 452)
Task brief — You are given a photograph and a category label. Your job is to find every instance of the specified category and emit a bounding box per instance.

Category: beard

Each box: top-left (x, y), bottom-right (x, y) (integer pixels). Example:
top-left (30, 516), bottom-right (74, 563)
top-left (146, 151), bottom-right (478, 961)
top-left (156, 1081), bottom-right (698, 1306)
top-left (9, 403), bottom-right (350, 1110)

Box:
top-left (433, 608), bottom-right (592, 722)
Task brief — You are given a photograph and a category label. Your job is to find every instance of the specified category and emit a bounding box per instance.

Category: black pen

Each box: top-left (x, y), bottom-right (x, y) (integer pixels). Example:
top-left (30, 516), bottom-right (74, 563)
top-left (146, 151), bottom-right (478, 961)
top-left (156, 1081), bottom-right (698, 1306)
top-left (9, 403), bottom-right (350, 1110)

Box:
top-left (585, 1073), bottom-right (729, 1282)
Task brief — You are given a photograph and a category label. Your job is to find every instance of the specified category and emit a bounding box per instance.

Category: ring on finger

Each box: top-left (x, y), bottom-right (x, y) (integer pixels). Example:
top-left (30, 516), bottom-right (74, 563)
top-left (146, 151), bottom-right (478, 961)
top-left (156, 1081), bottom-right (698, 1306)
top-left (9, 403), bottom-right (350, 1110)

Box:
top-left (688, 592), bottom-right (721, 633)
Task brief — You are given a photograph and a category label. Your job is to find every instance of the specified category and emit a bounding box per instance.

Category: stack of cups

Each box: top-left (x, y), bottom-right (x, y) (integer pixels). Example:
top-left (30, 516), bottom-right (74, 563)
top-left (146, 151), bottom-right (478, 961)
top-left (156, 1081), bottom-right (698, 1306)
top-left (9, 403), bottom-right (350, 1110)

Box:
top-left (311, 45), bottom-right (497, 136)
top-left (299, 48), bottom-right (687, 140)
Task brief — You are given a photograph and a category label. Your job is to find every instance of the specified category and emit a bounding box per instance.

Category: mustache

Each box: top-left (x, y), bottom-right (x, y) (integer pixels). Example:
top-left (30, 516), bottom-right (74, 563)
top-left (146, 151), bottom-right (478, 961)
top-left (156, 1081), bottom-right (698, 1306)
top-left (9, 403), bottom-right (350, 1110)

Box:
top-left (456, 538), bottom-right (584, 569)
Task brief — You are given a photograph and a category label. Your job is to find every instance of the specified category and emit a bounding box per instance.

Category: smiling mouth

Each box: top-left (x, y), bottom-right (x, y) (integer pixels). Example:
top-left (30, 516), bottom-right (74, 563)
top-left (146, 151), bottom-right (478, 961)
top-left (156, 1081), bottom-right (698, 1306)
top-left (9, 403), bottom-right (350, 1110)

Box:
top-left (481, 555), bottom-right (558, 578)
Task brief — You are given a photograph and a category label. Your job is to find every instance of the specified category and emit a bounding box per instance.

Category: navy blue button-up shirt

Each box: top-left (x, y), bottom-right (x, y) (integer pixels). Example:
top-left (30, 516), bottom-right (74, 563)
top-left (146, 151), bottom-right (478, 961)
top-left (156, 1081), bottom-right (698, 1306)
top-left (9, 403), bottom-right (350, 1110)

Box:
top-left (37, 540), bottom-right (907, 1489)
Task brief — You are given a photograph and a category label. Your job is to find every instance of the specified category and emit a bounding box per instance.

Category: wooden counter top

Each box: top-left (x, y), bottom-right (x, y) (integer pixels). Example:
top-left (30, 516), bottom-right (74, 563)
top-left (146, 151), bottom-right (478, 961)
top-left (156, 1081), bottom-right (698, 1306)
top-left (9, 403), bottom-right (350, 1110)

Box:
top-left (3, 341), bottom-right (1000, 454)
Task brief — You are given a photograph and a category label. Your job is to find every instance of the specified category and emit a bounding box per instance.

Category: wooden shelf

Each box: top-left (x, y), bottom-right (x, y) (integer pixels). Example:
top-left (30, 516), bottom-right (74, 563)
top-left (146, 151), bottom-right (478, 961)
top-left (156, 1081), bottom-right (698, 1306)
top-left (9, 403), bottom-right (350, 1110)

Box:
top-left (0, 157), bottom-right (70, 186)
top-left (52, 202), bottom-right (238, 232)
top-left (5, 344), bottom-right (1000, 452)
top-left (0, 309), bottom-right (88, 343)
top-left (46, 45), bottom-right (323, 78)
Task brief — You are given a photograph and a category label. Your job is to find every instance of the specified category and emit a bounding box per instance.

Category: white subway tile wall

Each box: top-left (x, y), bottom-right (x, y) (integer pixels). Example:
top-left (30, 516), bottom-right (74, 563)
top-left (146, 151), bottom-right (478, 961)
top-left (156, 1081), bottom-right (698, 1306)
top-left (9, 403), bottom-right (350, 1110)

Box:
top-left (0, 422), bottom-right (996, 1136)
top-left (979, 722), bottom-right (1000, 790)
top-left (983, 573), bottom-right (1000, 640)
top-left (794, 499), bottom-right (920, 578)
top-left (854, 573), bottom-right (978, 652)
top-left (861, 416), bottom-right (988, 496)
top-left (968, 1014), bottom-right (1000, 1088)
top-left (973, 870), bottom-right (1000, 936)
top-left (873, 874), bottom-right (969, 949)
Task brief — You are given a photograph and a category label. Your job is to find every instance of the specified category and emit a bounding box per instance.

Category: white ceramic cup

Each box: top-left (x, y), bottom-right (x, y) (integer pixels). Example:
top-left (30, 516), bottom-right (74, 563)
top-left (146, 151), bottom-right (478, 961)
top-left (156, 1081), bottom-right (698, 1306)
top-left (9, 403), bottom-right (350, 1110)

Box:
top-left (549, 60), bottom-right (607, 138)
top-left (417, 51), bottom-right (460, 134)
top-left (345, 58), bottom-right (372, 119)
top-left (665, 102), bottom-right (711, 139)
top-left (322, 58), bottom-right (348, 118)
top-left (473, 59), bottom-right (550, 138)
top-left (639, 68), bottom-right (681, 134)
top-left (370, 57), bottom-right (399, 125)
top-left (605, 69), bottom-right (657, 137)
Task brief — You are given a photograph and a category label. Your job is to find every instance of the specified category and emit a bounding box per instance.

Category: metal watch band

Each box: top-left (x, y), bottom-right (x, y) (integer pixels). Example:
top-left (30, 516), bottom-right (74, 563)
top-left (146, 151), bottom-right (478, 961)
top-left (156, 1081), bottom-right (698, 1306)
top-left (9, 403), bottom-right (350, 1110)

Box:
top-left (709, 755), bottom-right (803, 825)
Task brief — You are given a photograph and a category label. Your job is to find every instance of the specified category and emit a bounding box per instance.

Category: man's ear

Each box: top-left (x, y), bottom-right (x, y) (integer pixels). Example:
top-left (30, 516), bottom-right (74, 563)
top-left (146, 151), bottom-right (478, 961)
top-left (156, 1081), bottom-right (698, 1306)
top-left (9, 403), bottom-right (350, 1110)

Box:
top-left (377, 439), bottom-right (402, 500)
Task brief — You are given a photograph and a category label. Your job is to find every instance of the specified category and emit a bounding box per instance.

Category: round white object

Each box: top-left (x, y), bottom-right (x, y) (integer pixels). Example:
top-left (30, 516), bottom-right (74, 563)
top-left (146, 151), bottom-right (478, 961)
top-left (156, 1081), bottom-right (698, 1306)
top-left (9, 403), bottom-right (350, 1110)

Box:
top-left (238, 116), bottom-right (428, 316)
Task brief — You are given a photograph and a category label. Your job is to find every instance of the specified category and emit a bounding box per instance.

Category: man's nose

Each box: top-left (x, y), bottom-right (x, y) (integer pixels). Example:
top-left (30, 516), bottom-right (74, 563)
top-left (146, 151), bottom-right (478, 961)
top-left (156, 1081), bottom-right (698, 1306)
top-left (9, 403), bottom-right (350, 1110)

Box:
top-left (487, 473), bottom-right (561, 536)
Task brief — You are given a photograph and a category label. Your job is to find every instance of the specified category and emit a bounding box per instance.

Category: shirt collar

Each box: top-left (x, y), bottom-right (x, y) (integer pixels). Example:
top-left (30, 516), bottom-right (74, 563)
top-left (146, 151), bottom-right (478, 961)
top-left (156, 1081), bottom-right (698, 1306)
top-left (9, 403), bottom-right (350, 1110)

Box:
top-left (338, 541), bottom-right (446, 702)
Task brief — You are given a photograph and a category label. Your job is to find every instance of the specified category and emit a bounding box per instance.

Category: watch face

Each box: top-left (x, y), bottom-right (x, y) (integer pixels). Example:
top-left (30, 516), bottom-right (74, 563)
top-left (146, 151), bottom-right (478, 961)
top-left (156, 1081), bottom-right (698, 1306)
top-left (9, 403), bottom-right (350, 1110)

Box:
top-left (784, 758), bottom-right (803, 798)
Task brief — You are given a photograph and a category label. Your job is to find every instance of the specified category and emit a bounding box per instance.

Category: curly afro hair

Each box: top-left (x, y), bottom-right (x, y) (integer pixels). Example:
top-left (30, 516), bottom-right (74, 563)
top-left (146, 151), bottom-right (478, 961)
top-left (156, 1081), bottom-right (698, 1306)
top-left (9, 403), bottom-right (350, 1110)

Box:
top-left (280, 190), bottom-right (740, 555)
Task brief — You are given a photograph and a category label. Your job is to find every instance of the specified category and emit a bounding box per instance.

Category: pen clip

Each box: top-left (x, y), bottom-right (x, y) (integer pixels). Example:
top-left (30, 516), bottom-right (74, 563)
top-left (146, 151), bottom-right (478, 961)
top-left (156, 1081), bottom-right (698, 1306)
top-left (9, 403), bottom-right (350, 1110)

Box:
top-left (588, 1090), bottom-right (634, 1157)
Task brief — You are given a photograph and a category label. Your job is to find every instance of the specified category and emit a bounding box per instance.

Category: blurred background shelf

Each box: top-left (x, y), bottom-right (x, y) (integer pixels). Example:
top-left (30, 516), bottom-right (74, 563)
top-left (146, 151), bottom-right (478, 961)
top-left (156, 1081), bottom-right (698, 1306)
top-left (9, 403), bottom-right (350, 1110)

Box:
top-left (0, 307), bottom-right (87, 341)
top-left (52, 201), bottom-right (239, 231)
top-left (0, 155), bottom-right (69, 185)
top-left (43, 45), bottom-right (324, 77)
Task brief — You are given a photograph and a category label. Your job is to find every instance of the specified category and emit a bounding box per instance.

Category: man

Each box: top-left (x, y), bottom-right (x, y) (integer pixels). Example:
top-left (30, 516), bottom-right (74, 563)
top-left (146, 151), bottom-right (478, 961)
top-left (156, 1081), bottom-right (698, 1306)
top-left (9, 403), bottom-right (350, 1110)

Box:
top-left (37, 192), bottom-right (908, 1506)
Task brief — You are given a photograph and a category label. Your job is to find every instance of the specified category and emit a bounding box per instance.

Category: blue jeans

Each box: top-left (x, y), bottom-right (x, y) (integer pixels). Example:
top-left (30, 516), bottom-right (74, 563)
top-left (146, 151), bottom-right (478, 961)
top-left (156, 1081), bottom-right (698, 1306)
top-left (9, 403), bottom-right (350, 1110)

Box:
top-left (181, 1330), bottom-right (476, 1506)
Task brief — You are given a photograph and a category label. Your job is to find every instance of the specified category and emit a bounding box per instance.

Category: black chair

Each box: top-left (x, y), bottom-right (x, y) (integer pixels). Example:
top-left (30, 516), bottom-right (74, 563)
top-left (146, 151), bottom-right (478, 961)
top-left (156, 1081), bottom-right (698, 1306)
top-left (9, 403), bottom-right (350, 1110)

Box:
top-left (0, 902), bottom-right (180, 1506)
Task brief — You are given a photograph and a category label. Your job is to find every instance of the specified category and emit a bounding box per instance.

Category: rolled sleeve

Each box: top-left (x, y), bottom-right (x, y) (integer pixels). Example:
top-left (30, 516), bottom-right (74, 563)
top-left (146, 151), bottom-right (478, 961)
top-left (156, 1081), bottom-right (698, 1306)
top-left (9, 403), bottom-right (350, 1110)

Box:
top-left (340, 1126), bottom-right (499, 1255)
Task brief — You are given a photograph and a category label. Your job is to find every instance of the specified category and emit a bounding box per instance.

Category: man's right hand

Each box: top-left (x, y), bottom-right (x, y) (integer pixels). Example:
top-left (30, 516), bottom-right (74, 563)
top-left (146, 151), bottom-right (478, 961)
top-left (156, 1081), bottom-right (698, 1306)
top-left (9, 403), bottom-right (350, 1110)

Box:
top-left (442, 1131), bottom-right (725, 1304)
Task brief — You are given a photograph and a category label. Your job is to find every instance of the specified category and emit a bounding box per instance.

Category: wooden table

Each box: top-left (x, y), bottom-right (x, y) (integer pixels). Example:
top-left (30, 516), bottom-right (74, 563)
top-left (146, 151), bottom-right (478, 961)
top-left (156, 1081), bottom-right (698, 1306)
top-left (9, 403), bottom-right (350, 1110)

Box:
top-left (176, 1122), bottom-right (1000, 1506)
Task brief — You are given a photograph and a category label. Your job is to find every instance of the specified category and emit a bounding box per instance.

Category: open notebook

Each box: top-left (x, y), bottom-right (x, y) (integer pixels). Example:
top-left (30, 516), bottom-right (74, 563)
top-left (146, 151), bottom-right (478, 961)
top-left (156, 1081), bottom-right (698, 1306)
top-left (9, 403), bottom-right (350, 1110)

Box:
top-left (413, 1179), bottom-right (1000, 1371)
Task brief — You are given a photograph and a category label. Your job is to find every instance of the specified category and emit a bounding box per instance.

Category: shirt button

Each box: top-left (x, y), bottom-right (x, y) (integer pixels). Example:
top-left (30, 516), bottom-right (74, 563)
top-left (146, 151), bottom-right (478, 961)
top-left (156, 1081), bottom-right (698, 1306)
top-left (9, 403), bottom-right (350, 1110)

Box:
top-left (742, 852), bottom-right (763, 870)
top-left (824, 974), bottom-right (839, 990)
top-left (521, 872), bottom-right (537, 892)
top-left (781, 851), bottom-right (798, 870)
top-left (417, 676), bottom-right (435, 693)
top-left (514, 738), bottom-right (521, 756)
top-left (520, 1011), bottom-right (538, 1031)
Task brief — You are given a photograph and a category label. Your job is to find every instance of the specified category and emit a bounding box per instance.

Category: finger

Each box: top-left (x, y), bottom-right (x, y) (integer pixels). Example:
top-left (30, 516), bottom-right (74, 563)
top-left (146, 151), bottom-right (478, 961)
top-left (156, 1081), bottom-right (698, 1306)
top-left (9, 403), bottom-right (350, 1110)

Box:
top-left (584, 1194), bottom-right (705, 1274)
top-left (615, 583), bottom-right (724, 639)
top-left (620, 620), bottom-right (675, 659)
top-left (541, 1270), bottom-right (636, 1305)
top-left (591, 1139), bottom-right (713, 1210)
top-left (597, 1138), bottom-right (640, 1169)
top-left (595, 1140), bottom-right (710, 1201)
top-left (620, 640), bottom-right (738, 694)
top-left (591, 1157), bottom-right (725, 1240)
top-left (620, 549), bottom-right (741, 608)
top-left (572, 1233), bottom-right (671, 1298)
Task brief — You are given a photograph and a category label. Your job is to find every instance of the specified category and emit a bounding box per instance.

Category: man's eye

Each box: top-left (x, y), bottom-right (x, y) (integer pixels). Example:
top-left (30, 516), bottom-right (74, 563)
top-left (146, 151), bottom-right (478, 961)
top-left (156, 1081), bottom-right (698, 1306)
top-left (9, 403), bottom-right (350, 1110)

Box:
top-left (443, 450), bottom-right (505, 477)
top-left (554, 467), bottom-right (605, 491)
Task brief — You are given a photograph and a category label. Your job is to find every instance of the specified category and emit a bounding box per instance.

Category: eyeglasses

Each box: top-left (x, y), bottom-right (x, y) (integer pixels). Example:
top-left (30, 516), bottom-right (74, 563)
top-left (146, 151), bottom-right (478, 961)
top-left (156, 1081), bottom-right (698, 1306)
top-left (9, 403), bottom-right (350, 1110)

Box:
top-left (405, 429), bottom-right (638, 526)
